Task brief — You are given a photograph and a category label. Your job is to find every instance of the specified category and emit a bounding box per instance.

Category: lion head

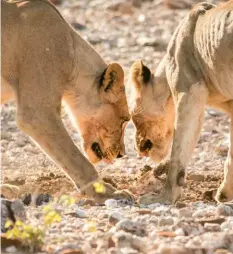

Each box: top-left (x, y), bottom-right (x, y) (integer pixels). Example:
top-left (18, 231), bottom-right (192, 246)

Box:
top-left (65, 63), bottom-right (130, 164)
top-left (129, 59), bottom-right (175, 162)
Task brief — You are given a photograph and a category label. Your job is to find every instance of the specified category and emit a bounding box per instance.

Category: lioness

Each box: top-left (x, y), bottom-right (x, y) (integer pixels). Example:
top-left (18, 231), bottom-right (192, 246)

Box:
top-left (130, 1), bottom-right (233, 204)
top-left (1, 0), bottom-right (133, 202)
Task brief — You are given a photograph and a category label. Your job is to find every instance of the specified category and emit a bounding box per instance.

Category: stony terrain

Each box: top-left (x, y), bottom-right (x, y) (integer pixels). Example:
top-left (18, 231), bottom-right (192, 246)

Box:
top-left (1, 0), bottom-right (233, 253)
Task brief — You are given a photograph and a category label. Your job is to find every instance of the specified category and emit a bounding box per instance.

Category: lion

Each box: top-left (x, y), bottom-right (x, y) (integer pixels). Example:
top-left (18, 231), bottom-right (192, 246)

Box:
top-left (1, 0), bottom-right (134, 202)
top-left (130, 1), bottom-right (233, 204)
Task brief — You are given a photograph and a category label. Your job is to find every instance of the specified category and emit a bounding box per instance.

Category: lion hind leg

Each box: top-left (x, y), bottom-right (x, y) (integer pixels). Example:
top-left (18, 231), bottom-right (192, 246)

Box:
top-left (216, 102), bottom-right (233, 202)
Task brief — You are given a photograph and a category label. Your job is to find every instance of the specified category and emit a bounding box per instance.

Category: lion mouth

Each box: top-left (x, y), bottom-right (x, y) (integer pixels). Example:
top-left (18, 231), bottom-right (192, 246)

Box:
top-left (91, 142), bottom-right (103, 159)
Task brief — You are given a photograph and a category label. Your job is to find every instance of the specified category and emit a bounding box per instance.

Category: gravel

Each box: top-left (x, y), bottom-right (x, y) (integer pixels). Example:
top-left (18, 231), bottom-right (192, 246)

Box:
top-left (1, 0), bottom-right (232, 253)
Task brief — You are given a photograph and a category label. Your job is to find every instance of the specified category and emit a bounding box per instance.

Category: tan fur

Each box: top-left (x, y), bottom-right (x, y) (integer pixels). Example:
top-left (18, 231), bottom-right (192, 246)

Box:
top-left (1, 0), bottom-right (134, 202)
top-left (130, 1), bottom-right (233, 204)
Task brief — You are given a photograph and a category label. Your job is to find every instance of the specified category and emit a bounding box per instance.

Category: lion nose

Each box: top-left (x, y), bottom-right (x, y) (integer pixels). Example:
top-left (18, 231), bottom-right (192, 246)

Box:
top-left (117, 152), bottom-right (124, 158)
top-left (140, 139), bottom-right (153, 152)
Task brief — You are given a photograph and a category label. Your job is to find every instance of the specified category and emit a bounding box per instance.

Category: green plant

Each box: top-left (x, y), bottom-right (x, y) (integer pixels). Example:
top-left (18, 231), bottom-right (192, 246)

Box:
top-left (5, 220), bottom-right (45, 251)
top-left (4, 195), bottom-right (76, 251)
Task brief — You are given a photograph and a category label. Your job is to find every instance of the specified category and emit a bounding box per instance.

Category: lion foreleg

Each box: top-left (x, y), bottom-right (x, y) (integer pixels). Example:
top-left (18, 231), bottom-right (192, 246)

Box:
top-left (216, 105), bottom-right (233, 202)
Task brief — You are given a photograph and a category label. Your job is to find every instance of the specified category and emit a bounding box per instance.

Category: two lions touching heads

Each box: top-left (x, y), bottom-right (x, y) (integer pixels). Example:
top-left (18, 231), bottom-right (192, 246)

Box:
top-left (2, 0), bottom-right (233, 204)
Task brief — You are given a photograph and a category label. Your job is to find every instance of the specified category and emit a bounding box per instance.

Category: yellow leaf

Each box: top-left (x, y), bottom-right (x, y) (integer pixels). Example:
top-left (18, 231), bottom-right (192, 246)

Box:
top-left (5, 220), bottom-right (13, 229)
top-left (93, 182), bottom-right (105, 193)
top-left (15, 220), bottom-right (23, 227)
top-left (87, 221), bottom-right (97, 232)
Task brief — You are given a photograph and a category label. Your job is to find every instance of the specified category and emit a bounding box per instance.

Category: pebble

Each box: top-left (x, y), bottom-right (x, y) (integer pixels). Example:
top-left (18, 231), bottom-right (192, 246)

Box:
top-left (5, 246), bottom-right (17, 253)
top-left (175, 228), bottom-right (185, 236)
top-left (112, 231), bottom-right (133, 248)
top-left (188, 173), bottom-right (205, 181)
top-left (220, 220), bottom-right (233, 231)
top-left (75, 208), bottom-right (87, 218)
top-left (105, 199), bottom-right (118, 209)
top-left (149, 216), bottom-right (158, 224)
top-left (107, 248), bottom-right (122, 254)
top-left (156, 244), bottom-right (187, 254)
top-left (186, 232), bottom-right (233, 250)
top-left (10, 200), bottom-right (27, 221)
top-left (115, 219), bottom-right (146, 236)
top-left (152, 206), bottom-right (170, 216)
top-left (159, 217), bottom-right (174, 227)
top-left (193, 209), bottom-right (206, 218)
top-left (109, 211), bottom-right (124, 225)
top-left (204, 223), bottom-right (221, 232)
top-left (120, 247), bottom-right (138, 254)
top-left (216, 204), bottom-right (233, 216)
top-left (177, 208), bottom-right (193, 218)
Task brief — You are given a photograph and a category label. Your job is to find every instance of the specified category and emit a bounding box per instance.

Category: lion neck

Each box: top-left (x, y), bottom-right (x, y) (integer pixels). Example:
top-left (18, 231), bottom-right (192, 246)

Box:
top-left (64, 32), bottom-right (108, 120)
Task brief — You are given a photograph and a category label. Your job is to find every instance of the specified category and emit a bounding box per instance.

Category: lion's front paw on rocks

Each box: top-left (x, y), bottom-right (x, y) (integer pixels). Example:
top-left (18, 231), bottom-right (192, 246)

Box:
top-left (138, 186), bottom-right (182, 205)
top-left (138, 193), bottom-right (172, 205)
top-left (113, 189), bottom-right (136, 204)
top-left (215, 183), bottom-right (233, 203)
top-left (86, 182), bottom-right (135, 204)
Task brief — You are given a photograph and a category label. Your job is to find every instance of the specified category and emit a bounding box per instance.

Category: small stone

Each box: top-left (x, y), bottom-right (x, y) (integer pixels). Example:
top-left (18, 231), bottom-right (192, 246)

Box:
top-left (185, 232), bottom-right (233, 250)
top-left (75, 208), bottom-right (87, 218)
top-left (216, 204), bottom-right (233, 216)
top-left (175, 228), bottom-right (185, 236)
top-left (197, 216), bottom-right (225, 226)
top-left (107, 247), bottom-right (122, 254)
top-left (120, 247), bottom-right (138, 254)
top-left (112, 231), bottom-right (147, 252)
top-left (148, 203), bottom-right (160, 210)
top-left (105, 199), bottom-right (118, 208)
top-left (5, 246), bottom-right (17, 253)
top-left (188, 173), bottom-right (205, 181)
top-left (159, 217), bottom-right (174, 227)
top-left (115, 219), bottom-right (146, 236)
top-left (10, 200), bottom-right (26, 221)
top-left (177, 208), bottom-right (193, 218)
top-left (149, 216), bottom-right (158, 224)
top-left (152, 206), bottom-right (170, 216)
top-left (193, 210), bottom-right (205, 218)
top-left (112, 231), bottom-right (132, 248)
top-left (36, 193), bottom-right (52, 206)
top-left (106, 1), bottom-right (134, 15)
top-left (175, 202), bottom-right (186, 208)
top-left (220, 220), bottom-right (233, 231)
top-left (204, 223), bottom-right (221, 232)
top-left (136, 209), bottom-right (151, 215)
top-left (214, 249), bottom-right (231, 254)
top-left (109, 211), bottom-right (124, 226)
top-left (156, 244), bottom-right (187, 254)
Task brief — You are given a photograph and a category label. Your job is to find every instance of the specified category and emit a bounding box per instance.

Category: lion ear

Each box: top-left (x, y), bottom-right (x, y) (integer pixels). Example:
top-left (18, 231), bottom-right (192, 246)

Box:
top-left (130, 60), bottom-right (151, 91)
top-left (99, 63), bottom-right (125, 103)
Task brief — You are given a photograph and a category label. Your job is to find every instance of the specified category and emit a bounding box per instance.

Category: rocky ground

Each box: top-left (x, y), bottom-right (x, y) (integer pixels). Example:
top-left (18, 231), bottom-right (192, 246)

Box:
top-left (1, 0), bottom-right (233, 253)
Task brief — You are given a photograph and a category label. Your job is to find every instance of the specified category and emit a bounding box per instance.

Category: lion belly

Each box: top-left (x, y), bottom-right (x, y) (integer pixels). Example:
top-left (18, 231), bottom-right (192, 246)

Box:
top-left (194, 4), bottom-right (233, 100)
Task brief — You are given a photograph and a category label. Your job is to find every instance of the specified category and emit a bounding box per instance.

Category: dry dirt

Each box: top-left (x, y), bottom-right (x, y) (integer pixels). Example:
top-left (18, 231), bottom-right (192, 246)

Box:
top-left (1, 0), bottom-right (233, 253)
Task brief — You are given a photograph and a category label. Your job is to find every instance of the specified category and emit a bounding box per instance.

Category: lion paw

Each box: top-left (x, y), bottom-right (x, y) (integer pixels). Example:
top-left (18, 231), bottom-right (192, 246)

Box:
top-left (139, 185), bottom-right (182, 205)
top-left (88, 182), bottom-right (135, 204)
top-left (139, 193), bottom-right (172, 205)
top-left (215, 182), bottom-right (233, 203)
top-left (113, 189), bottom-right (136, 203)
